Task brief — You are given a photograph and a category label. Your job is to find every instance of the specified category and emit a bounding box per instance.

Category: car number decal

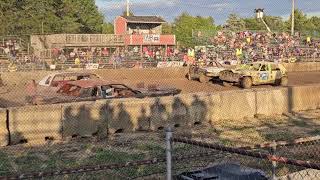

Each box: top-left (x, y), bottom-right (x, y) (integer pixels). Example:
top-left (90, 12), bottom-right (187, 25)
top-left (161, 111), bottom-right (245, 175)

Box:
top-left (260, 72), bottom-right (268, 80)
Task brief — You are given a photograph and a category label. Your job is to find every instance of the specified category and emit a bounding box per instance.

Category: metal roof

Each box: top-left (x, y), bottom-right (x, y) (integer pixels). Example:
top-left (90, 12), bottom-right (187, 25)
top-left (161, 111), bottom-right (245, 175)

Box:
top-left (121, 16), bottom-right (166, 23)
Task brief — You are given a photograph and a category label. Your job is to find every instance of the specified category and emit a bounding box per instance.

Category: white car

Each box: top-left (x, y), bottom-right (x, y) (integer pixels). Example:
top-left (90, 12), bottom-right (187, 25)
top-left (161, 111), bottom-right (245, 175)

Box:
top-left (36, 72), bottom-right (101, 96)
top-left (38, 72), bottom-right (100, 88)
top-left (187, 60), bottom-right (227, 83)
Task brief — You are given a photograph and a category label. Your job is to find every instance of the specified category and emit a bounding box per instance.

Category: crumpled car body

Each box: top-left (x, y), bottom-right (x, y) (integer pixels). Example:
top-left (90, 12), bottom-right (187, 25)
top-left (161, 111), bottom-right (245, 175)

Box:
top-left (33, 80), bottom-right (181, 105)
top-left (219, 61), bottom-right (288, 88)
top-left (187, 60), bottom-right (227, 83)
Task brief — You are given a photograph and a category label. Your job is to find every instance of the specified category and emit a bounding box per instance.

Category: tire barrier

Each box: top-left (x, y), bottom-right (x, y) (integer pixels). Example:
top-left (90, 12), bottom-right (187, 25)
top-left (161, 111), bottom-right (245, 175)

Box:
top-left (0, 84), bottom-right (320, 146)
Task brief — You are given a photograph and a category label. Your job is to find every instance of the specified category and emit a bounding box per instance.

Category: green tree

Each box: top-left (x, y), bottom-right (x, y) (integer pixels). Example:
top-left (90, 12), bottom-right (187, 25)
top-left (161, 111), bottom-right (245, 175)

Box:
top-left (244, 16), bottom-right (285, 32)
top-left (102, 23), bottom-right (114, 34)
top-left (286, 9), bottom-right (308, 33)
top-left (162, 23), bottom-right (173, 34)
top-left (172, 12), bottom-right (216, 47)
top-left (0, 0), bottom-right (104, 35)
top-left (59, 0), bottom-right (104, 33)
top-left (225, 14), bottom-right (245, 32)
top-left (305, 16), bottom-right (320, 36)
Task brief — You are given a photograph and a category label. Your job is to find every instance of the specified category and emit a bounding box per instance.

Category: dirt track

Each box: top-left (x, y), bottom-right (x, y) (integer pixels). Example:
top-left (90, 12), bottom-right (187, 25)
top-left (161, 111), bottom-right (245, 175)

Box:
top-left (0, 71), bottom-right (320, 108)
top-left (120, 71), bottom-right (320, 94)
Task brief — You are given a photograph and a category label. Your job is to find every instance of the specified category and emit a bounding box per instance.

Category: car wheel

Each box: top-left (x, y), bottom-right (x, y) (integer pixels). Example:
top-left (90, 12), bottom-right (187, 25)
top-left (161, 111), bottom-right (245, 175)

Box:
top-left (280, 76), bottom-right (288, 86)
top-left (241, 77), bottom-right (252, 89)
top-left (199, 74), bottom-right (209, 83)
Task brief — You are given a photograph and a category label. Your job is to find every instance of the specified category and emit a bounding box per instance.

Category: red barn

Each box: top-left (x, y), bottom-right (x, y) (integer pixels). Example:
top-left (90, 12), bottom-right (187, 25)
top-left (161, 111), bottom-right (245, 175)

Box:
top-left (114, 15), bottom-right (176, 57)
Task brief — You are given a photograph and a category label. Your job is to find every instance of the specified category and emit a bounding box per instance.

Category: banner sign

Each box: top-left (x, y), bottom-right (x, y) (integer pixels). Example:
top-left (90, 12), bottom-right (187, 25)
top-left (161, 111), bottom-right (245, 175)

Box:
top-left (157, 61), bottom-right (184, 68)
top-left (143, 34), bottom-right (160, 43)
top-left (85, 63), bottom-right (99, 70)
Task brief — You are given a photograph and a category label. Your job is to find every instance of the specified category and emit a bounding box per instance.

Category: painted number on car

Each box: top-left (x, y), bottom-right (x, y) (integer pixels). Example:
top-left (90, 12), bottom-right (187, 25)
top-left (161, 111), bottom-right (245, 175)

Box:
top-left (260, 72), bottom-right (268, 80)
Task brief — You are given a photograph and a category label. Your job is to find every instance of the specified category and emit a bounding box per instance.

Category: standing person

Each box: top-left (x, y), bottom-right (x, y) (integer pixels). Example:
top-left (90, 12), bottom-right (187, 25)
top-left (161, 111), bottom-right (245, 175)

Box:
top-left (74, 56), bottom-right (81, 66)
top-left (25, 80), bottom-right (37, 104)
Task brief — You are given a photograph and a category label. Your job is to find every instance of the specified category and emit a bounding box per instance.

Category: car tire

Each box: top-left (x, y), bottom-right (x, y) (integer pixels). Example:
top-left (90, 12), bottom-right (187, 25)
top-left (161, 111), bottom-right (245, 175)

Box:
top-left (199, 74), bottom-right (209, 83)
top-left (280, 76), bottom-right (288, 86)
top-left (241, 77), bottom-right (252, 89)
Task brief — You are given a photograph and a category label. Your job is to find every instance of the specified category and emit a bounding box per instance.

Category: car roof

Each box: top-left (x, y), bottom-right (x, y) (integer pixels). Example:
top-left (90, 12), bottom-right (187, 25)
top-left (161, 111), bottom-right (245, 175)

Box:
top-left (66, 80), bottom-right (120, 88)
top-left (50, 72), bottom-right (97, 76)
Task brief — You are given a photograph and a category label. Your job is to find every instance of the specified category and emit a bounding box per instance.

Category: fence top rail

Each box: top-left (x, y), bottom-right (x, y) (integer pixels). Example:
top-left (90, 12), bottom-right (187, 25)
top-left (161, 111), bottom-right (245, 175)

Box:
top-left (240, 135), bottom-right (320, 150)
top-left (172, 137), bottom-right (320, 170)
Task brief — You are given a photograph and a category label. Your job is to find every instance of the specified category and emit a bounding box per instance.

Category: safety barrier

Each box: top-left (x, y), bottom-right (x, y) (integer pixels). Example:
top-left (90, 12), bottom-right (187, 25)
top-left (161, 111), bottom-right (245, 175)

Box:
top-left (7, 104), bottom-right (62, 145)
top-left (0, 109), bottom-right (8, 146)
top-left (1, 84), bottom-right (320, 146)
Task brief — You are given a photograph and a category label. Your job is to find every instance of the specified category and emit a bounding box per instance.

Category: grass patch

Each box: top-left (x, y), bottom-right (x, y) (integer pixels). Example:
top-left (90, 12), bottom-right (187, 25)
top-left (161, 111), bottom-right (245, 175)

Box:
top-left (0, 151), bottom-right (12, 176)
top-left (135, 143), bottom-right (165, 157)
top-left (308, 129), bottom-right (320, 136)
top-left (264, 131), bottom-right (297, 142)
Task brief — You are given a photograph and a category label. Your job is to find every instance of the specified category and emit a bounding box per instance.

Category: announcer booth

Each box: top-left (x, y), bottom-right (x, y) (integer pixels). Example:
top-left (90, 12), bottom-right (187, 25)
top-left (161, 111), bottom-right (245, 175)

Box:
top-left (114, 15), bottom-right (176, 59)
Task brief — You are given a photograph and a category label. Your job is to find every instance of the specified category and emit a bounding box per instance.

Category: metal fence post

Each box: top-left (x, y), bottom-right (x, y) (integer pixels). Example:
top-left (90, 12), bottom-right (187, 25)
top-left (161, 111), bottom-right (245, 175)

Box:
top-left (271, 141), bottom-right (277, 180)
top-left (166, 127), bottom-right (173, 180)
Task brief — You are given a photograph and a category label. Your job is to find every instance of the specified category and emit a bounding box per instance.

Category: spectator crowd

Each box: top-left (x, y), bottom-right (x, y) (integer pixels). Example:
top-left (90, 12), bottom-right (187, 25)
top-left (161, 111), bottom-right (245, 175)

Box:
top-left (206, 31), bottom-right (320, 64)
top-left (1, 31), bottom-right (320, 70)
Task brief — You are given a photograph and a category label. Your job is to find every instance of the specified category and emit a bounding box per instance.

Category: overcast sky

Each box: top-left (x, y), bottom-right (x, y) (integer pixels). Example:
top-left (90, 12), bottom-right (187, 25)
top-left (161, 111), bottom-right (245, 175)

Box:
top-left (96, 0), bottom-right (320, 24)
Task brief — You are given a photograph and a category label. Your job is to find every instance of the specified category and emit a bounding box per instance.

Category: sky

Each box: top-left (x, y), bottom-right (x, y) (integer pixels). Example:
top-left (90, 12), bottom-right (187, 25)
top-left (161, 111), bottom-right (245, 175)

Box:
top-left (96, 0), bottom-right (320, 24)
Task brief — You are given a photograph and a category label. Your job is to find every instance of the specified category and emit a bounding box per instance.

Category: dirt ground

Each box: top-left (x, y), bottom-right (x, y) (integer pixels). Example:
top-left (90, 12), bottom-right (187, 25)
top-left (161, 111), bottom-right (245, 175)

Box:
top-left (0, 71), bottom-right (320, 108)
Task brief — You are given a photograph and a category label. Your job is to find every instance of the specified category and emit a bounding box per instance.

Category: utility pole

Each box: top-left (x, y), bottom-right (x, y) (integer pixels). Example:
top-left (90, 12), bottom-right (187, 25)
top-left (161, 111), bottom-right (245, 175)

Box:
top-left (291, 0), bottom-right (295, 36)
top-left (41, 21), bottom-right (44, 34)
top-left (126, 0), bottom-right (130, 16)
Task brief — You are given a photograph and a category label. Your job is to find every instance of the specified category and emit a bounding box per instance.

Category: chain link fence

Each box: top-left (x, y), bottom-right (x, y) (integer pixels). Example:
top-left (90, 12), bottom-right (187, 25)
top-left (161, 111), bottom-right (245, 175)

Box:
top-left (0, 127), bottom-right (319, 179)
top-left (0, 0), bottom-right (320, 180)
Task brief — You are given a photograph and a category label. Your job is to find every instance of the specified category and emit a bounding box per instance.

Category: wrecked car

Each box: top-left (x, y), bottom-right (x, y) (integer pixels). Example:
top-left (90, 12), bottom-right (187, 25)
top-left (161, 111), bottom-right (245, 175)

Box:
top-left (38, 72), bottom-right (101, 88)
top-left (187, 60), bottom-right (226, 83)
top-left (32, 80), bottom-right (181, 105)
top-left (219, 61), bottom-right (288, 89)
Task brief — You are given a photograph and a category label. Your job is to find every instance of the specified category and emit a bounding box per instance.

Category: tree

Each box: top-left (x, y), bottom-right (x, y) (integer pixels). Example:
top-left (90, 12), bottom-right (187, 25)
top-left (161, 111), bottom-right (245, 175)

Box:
top-left (172, 12), bottom-right (217, 47)
top-left (244, 16), bottom-right (285, 32)
top-left (286, 9), bottom-right (308, 33)
top-left (225, 14), bottom-right (245, 32)
top-left (162, 23), bottom-right (173, 34)
top-left (59, 0), bottom-right (104, 33)
top-left (307, 16), bottom-right (320, 36)
top-left (102, 23), bottom-right (114, 34)
top-left (0, 0), bottom-right (105, 35)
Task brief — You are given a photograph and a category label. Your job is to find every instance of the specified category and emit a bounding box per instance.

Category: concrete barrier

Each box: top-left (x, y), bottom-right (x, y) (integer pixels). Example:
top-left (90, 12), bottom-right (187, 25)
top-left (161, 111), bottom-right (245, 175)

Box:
top-left (317, 63), bottom-right (320, 71)
top-left (255, 88), bottom-right (289, 115)
top-left (0, 109), bottom-right (8, 146)
top-left (3, 83), bottom-right (320, 146)
top-left (210, 90), bottom-right (256, 121)
top-left (290, 85), bottom-right (320, 111)
top-left (61, 101), bottom-right (102, 138)
top-left (8, 104), bottom-right (62, 145)
top-left (283, 62), bottom-right (320, 72)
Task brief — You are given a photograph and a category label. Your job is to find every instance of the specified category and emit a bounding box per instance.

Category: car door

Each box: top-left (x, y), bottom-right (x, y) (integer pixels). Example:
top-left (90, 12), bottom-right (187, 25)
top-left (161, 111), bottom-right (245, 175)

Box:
top-left (257, 64), bottom-right (272, 84)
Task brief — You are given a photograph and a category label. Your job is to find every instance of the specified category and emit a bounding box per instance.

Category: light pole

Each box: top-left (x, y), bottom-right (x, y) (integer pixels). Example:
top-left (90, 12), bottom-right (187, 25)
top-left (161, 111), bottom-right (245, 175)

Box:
top-left (126, 0), bottom-right (130, 16)
top-left (255, 8), bottom-right (272, 33)
top-left (291, 0), bottom-right (295, 36)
